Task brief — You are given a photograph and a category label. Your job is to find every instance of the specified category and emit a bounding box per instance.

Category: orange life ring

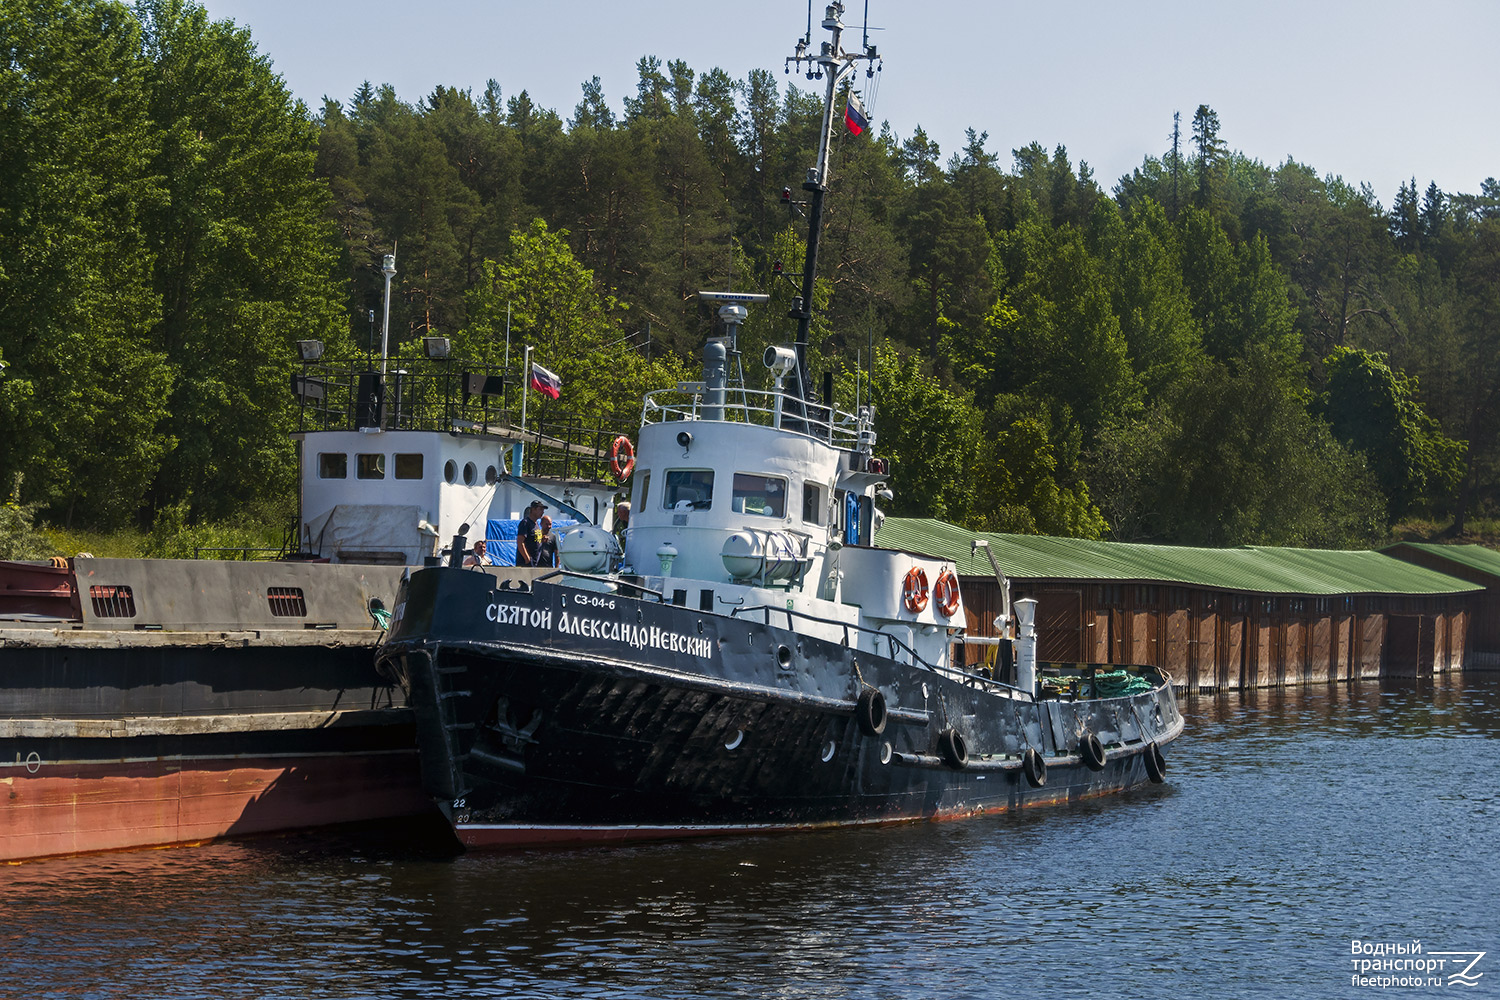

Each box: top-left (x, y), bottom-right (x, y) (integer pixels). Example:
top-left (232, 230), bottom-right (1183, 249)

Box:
top-left (902, 566), bottom-right (929, 613)
top-left (609, 435), bottom-right (635, 481)
top-left (933, 568), bottom-right (961, 617)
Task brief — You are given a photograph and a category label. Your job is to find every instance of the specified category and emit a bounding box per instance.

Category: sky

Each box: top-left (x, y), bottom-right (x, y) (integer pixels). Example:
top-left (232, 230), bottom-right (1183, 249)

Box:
top-left (196, 0), bottom-right (1500, 208)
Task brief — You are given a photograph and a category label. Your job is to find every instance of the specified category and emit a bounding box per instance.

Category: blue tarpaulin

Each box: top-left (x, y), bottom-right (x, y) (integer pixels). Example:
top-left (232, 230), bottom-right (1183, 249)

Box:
top-left (485, 518), bottom-right (578, 566)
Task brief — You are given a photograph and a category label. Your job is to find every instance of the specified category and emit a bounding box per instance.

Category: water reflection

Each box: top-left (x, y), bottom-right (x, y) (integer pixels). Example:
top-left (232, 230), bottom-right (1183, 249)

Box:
top-left (3, 673), bottom-right (1497, 1000)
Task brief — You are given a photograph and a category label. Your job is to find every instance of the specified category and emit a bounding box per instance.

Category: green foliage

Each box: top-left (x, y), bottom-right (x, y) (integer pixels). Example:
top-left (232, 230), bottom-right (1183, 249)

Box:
top-left (1320, 346), bottom-right (1466, 520)
top-left (4, 9), bottom-right (1497, 550)
top-left (977, 409), bottom-right (1106, 538)
top-left (0, 474), bottom-right (57, 560)
top-left (143, 498), bottom-right (283, 559)
top-left (1090, 350), bottom-right (1387, 547)
top-left (457, 219), bottom-right (690, 427)
top-left (839, 348), bottom-right (981, 525)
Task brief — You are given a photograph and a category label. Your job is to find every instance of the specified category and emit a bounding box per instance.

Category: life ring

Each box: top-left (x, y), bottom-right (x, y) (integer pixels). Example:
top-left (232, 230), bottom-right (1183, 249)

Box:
top-left (1145, 741), bottom-right (1167, 784)
top-left (937, 727), bottom-right (968, 770)
top-left (855, 688), bottom-right (888, 737)
top-left (1081, 732), bottom-right (1106, 772)
top-left (608, 435), bottom-right (635, 481)
top-left (932, 568), bottom-right (960, 617)
top-left (902, 567), bottom-right (930, 613)
top-left (1023, 747), bottom-right (1047, 788)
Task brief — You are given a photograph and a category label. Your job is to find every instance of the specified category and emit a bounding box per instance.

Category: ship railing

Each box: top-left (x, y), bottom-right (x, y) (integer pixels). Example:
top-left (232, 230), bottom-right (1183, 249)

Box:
top-left (292, 357), bottom-right (631, 483)
top-left (640, 386), bottom-right (864, 449)
top-left (729, 603), bottom-right (1036, 702)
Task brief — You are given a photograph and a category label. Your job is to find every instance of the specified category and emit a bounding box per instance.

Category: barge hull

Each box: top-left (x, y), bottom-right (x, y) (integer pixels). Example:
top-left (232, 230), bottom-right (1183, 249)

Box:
top-left (2, 750), bottom-right (428, 862)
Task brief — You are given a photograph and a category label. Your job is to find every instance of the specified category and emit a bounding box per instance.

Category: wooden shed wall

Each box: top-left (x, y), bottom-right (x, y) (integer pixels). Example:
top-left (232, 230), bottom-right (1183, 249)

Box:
top-left (962, 576), bottom-right (1470, 691)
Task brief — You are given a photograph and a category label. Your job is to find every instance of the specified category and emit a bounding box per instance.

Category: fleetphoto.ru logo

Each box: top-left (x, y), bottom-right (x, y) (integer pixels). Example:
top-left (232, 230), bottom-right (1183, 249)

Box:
top-left (1350, 939), bottom-right (1487, 989)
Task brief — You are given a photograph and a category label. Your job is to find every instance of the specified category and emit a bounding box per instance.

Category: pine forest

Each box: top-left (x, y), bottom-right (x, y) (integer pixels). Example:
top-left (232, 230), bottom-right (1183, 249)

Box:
top-left (3, 0), bottom-right (1498, 556)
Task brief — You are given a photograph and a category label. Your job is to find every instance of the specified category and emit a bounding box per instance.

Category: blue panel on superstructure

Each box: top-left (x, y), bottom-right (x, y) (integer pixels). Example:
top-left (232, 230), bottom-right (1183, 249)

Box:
top-left (486, 520), bottom-right (520, 566)
top-left (486, 518), bottom-right (581, 566)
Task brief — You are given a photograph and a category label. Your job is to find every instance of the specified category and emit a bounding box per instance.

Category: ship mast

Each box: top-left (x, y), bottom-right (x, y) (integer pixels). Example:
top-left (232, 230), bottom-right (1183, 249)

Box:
top-left (784, 2), bottom-right (879, 405)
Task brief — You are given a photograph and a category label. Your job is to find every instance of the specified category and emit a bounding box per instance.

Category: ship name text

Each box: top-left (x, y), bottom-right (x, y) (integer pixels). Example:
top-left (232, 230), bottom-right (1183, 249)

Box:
top-left (485, 602), bottom-right (715, 660)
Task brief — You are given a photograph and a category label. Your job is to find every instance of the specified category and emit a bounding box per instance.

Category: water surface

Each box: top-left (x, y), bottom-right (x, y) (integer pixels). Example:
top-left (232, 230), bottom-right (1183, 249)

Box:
top-left (5, 673), bottom-right (1497, 999)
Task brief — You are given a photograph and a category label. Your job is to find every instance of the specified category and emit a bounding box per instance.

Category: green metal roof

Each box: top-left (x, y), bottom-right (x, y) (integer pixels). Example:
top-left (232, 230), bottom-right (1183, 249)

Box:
top-left (876, 518), bottom-right (1481, 596)
top-left (1383, 542), bottom-right (1500, 580)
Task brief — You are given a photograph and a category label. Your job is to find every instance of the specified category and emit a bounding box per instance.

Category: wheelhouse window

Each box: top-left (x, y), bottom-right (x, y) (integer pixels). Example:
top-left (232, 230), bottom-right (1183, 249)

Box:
top-left (635, 470), bottom-right (651, 512)
top-left (356, 453), bottom-right (385, 479)
top-left (733, 474), bottom-right (786, 517)
top-left (663, 470), bottom-right (714, 510)
top-left (318, 453), bottom-right (347, 479)
top-left (802, 482), bottom-right (825, 525)
top-left (394, 453), bottom-right (423, 480)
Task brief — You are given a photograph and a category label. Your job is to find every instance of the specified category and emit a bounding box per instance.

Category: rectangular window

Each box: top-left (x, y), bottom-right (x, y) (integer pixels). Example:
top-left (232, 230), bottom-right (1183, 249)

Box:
top-left (732, 473), bottom-right (787, 517)
top-left (394, 453), bottom-right (423, 480)
top-left (318, 453), bottom-right (347, 479)
top-left (663, 469), bottom-right (714, 510)
top-left (89, 585), bottom-right (136, 618)
top-left (802, 482), bottom-right (824, 525)
top-left (267, 587), bottom-right (307, 617)
top-left (357, 453), bottom-right (386, 479)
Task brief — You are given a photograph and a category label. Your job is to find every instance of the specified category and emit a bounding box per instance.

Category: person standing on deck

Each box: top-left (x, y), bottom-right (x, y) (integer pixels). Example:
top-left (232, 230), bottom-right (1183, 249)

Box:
top-left (516, 500), bottom-right (546, 566)
top-left (535, 515), bottom-right (559, 568)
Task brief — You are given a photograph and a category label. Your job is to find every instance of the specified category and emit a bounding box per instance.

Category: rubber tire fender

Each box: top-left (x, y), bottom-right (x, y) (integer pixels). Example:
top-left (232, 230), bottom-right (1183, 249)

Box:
top-left (1023, 747), bottom-right (1047, 788)
top-left (1081, 732), bottom-right (1106, 772)
top-left (937, 727), bottom-right (968, 770)
top-left (1144, 741), bottom-right (1167, 784)
top-left (855, 688), bottom-right (888, 737)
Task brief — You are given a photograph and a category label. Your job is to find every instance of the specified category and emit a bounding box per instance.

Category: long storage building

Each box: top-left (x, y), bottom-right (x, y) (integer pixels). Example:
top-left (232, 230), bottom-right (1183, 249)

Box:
top-left (877, 519), bottom-right (1487, 691)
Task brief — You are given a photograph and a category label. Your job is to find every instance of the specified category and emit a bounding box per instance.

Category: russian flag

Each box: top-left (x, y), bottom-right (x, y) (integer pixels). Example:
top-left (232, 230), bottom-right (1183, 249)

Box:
top-left (844, 92), bottom-right (868, 136)
top-left (529, 362), bottom-right (562, 400)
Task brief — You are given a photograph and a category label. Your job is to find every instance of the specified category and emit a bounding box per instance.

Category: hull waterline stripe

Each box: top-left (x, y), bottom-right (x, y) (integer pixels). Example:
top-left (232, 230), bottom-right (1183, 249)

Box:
top-left (0, 708), bottom-right (412, 740)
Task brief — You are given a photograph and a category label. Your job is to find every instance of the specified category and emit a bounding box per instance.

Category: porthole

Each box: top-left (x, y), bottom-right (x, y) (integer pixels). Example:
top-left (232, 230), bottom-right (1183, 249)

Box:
top-left (485, 465), bottom-right (498, 485)
top-left (820, 740), bottom-right (836, 763)
top-left (776, 644), bottom-right (792, 669)
top-left (725, 730), bottom-right (744, 751)
top-left (463, 462), bottom-right (477, 486)
top-left (444, 460), bottom-right (457, 484)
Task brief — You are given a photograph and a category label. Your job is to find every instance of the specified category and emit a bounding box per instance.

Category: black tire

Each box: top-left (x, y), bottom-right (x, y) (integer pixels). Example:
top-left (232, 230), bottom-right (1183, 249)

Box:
top-left (855, 688), bottom-right (888, 737)
top-left (1145, 741), bottom-right (1167, 783)
top-left (937, 728), bottom-right (968, 769)
top-left (1081, 732), bottom-right (1106, 772)
top-left (1023, 747), bottom-right (1047, 788)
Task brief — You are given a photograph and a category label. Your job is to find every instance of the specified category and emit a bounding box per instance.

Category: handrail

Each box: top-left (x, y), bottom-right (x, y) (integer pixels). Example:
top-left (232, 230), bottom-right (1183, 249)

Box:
top-left (728, 603), bottom-right (1035, 701)
top-left (640, 387), bottom-right (864, 449)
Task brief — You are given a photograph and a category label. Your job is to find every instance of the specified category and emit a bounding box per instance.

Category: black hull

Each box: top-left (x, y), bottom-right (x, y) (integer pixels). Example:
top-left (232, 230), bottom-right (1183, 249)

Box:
top-left (380, 567), bottom-right (1184, 848)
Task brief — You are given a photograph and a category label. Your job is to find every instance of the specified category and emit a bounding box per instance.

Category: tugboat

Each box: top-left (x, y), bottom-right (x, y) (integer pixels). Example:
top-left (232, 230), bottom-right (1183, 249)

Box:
top-left (375, 2), bottom-right (1183, 850)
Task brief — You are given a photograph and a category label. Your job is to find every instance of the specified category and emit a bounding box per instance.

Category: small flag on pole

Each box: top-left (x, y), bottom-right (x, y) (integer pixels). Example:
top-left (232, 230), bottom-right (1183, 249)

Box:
top-left (844, 92), bottom-right (868, 136)
top-left (529, 362), bottom-right (562, 400)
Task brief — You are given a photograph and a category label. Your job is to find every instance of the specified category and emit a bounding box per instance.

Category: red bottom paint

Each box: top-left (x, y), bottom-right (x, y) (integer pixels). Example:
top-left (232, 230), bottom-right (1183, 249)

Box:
top-left (3, 753), bottom-right (431, 862)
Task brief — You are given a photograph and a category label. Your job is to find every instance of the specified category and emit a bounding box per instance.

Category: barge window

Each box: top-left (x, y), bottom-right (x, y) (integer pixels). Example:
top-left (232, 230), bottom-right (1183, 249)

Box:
top-left (664, 470), bottom-right (714, 510)
top-left (318, 453), bottom-right (347, 479)
top-left (356, 453), bottom-right (386, 479)
top-left (443, 459), bottom-right (457, 484)
top-left (635, 470), bottom-right (650, 511)
top-left (267, 587), bottom-right (307, 617)
top-left (463, 462), bottom-right (477, 486)
top-left (802, 482), bottom-right (825, 525)
top-left (394, 454), bottom-right (423, 480)
top-left (89, 585), bottom-right (136, 618)
top-left (733, 474), bottom-right (786, 517)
